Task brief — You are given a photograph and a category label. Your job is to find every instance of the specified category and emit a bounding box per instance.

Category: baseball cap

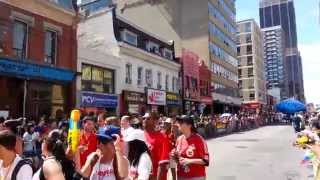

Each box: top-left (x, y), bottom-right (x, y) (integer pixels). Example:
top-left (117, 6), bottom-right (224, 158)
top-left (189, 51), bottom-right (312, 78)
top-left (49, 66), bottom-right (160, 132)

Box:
top-left (164, 118), bottom-right (173, 124)
top-left (96, 125), bottom-right (121, 141)
top-left (142, 113), bottom-right (151, 119)
top-left (124, 129), bottom-right (145, 142)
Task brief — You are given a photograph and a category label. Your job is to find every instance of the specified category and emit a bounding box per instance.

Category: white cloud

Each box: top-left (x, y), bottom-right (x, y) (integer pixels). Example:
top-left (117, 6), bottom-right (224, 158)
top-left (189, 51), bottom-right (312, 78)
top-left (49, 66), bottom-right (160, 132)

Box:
top-left (300, 43), bottom-right (320, 104)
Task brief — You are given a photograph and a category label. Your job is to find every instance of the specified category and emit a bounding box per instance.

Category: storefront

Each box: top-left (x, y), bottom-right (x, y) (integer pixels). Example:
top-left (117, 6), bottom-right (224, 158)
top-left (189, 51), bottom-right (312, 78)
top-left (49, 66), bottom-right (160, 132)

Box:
top-left (166, 92), bottom-right (182, 116)
top-left (241, 102), bottom-right (262, 114)
top-left (121, 90), bottom-right (146, 115)
top-left (80, 91), bottom-right (118, 116)
top-left (200, 96), bottom-right (213, 115)
top-left (0, 57), bottom-right (75, 119)
top-left (146, 88), bottom-right (166, 114)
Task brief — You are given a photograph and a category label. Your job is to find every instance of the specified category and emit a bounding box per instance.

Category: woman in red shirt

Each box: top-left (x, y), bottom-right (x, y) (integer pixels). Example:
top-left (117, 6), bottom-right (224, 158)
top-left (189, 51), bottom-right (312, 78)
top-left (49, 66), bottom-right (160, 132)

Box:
top-left (173, 115), bottom-right (210, 180)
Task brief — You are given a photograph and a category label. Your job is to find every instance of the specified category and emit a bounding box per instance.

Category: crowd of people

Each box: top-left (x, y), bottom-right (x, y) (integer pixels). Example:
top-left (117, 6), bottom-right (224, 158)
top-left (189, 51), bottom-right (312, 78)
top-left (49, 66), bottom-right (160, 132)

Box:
top-left (0, 112), bottom-right (210, 180)
top-left (293, 112), bottom-right (320, 180)
top-left (195, 111), bottom-right (280, 138)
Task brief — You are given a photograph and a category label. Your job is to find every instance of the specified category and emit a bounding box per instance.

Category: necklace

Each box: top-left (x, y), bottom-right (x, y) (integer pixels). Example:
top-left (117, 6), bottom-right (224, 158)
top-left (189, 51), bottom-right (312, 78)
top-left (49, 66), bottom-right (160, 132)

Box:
top-left (2, 156), bottom-right (16, 180)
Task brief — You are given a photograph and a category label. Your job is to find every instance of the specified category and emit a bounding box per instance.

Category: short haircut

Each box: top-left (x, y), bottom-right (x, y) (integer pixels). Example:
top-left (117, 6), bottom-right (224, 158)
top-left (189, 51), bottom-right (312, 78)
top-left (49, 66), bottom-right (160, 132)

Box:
top-left (0, 130), bottom-right (16, 151)
top-left (150, 112), bottom-right (159, 120)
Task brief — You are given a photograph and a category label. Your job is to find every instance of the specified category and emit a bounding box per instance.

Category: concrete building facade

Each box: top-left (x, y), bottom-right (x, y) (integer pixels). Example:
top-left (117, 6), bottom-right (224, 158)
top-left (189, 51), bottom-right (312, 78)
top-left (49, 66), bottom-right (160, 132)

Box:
top-left (237, 19), bottom-right (267, 106)
top-left (111, 0), bottom-right (241, 113)
top-left (77, 7), bottom-right (181, 115)
top-left (261, 26), bottom-right (288, 102)
top-left (0, 0), bottom-right (77, 119)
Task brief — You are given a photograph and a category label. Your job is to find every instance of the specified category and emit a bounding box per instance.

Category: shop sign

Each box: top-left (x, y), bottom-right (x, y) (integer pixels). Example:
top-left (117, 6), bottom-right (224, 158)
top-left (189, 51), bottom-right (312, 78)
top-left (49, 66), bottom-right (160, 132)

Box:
top-left (147, 89), bottom-right (166, 105)
top-left (81, 91), bottom-right (118, 108)
top-left (124, 91), bottom-right (145, 103)
top-left (0, 57), bottom-right (75, 82)
top-left (166, 92), bottom-right (181, 106)
top-left (128, 104), bottom-right (139, 114)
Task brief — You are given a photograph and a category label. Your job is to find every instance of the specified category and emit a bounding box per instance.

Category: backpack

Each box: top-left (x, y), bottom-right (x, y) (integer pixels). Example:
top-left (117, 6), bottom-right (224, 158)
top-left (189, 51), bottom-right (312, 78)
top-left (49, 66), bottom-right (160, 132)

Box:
top-left (11, 159), bottom-right (33, 180)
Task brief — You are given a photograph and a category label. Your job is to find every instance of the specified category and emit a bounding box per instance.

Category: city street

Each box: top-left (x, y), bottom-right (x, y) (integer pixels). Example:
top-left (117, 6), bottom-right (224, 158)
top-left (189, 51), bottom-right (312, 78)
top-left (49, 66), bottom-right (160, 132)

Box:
top-left (206, 125), bottom-right (313, 180)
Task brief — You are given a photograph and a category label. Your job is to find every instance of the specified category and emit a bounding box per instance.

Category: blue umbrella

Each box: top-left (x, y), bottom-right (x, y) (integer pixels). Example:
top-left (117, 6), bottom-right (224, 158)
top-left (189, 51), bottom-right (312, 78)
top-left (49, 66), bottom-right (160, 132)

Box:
top-left (276, 98), bottom-right (306, 114)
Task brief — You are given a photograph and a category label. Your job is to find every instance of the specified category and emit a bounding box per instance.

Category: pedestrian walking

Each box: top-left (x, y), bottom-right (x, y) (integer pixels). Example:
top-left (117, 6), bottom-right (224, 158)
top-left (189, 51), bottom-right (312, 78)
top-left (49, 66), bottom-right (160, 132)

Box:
top-left (143, 112), bottom-right (170, 180)
top-left (80, 125), bottom-right (129, 180)
top-left (121, 115), bottom-right (134, 140)
top-left (32, 129), bottom-right (80, 180)
top-left (162, 118), bottom-right (177, 180)
top-left (0, 130), bottom-right (33, 180)
top-left (79, 116), bottom-right (98, 167)
top-left (173, 115), bottom-right (210, 180)
top-left (125, 129), bottom-right (152, 180)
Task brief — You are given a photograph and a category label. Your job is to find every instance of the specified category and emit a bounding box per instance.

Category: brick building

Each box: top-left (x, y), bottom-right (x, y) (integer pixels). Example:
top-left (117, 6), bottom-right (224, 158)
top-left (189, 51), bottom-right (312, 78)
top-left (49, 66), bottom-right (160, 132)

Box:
top-left (0, 0), bottom-right (77, 119)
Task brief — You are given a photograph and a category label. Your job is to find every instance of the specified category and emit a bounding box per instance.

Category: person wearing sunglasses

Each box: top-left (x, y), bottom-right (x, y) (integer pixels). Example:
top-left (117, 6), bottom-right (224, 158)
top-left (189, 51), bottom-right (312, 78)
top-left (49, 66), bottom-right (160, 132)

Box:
top-left (81, 125), bottom-right (129, 180)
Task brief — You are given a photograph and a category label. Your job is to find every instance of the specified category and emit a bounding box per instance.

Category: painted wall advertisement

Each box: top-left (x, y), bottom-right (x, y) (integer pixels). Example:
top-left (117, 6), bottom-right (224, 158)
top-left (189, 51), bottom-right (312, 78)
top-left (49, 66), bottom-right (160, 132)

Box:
top-left (147, 89), bottom-right (166, 105)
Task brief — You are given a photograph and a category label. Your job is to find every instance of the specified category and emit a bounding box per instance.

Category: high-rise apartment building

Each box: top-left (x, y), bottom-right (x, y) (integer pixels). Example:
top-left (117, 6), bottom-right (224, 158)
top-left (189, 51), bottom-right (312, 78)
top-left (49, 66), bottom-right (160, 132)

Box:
top-left (259, 0), bottom-right (305, 101)
top-left (261, 26), bottom-right (288, 102)
top-left (237, 19), bottom-right (267, 107)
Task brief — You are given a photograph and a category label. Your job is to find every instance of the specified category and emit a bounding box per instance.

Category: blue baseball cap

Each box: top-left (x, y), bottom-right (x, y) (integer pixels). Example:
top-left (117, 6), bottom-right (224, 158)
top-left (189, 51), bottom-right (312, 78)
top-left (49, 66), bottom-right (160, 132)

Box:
top-left (96, 125), bottom-right (121, 141)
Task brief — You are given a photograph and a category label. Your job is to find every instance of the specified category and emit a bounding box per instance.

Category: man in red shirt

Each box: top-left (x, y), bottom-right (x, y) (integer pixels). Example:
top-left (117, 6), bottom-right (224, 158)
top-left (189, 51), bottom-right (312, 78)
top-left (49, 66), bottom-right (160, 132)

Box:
top-left (143, 112), bottom-right (170, 180)
top-left (161, 118), bottom-right (177, 180)
top-left (79, 116), bottom-right (97, 167)
top-left (175, 115), bottom-right (210, 179)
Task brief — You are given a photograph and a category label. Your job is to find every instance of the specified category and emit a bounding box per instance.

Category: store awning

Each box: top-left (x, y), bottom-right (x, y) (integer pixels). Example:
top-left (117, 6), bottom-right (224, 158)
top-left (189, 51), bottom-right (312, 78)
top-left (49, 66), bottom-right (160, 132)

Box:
top-left (0, 57), bottom-right (75, 82)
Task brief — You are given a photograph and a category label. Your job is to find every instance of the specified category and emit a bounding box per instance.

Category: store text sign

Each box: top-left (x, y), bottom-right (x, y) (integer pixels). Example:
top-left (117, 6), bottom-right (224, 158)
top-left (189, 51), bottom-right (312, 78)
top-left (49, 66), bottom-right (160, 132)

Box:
top-left (147, 89), bottom-right (166, 105)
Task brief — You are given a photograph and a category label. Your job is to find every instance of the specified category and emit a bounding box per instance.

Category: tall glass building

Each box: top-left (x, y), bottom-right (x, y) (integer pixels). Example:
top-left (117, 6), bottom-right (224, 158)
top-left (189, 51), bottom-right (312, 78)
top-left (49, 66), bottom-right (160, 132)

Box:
top-left (259, 0), bottom-right (304, 101)
top-left (261, 26), bottom-right (288, 101)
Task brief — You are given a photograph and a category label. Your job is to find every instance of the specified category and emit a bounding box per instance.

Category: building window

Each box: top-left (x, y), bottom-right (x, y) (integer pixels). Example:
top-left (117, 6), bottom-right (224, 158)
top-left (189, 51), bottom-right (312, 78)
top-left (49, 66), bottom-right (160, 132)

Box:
top-left (121, 30), bottom-right (137, 46)
top-left (165, 75), bottom-right (169, 91)
top-left (237, 47), bottom-right (240, 56)
top-left (44, 30), bottom-right (57, 64)
top-left (146, 41), bottom-right (160, 54)
top-left (172, 77), bottom-right (176, 92)
top-left (249, 92), bottom-right (255, 100)
top-left (146, 69), bottom-right (153, 88)
top-left (163, 48), bottom-right (173, 60)
top-left (81, 64), bottom-right (115, 94)
top-left (238, 69), bottom-right (242, 77)
top-left (157, 72), bottom-right (162, 89)
top-left (137, 67), bottom-right (143, 86)
top-left (13, 20), bottom-right (28, 59)
top-left (247, 45), bottom-right (252, 54)
top-left (245, 22), bottom-right (251, 32)
top-left (238, 80), bottom-right (242, 89)
top-left (247, 56), bottom-right (253, 66)
top-left (245, 34), bottom-right (252, 43)
top-left (248, 67), bottom-right (253, 77)
top-left (125, 63), bottom-right (132, 84)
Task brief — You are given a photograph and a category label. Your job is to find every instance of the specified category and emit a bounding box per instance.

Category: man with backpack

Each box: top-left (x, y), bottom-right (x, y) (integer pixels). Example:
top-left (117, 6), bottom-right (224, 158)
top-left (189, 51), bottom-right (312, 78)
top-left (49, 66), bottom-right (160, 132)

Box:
top-left (0, 130), bottom-right (33, 180)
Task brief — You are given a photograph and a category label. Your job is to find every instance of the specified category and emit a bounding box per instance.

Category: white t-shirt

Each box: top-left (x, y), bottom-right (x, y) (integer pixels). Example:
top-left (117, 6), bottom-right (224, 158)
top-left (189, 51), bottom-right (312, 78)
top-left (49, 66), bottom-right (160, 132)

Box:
top-left (23, 132), bottom-right (38, 152)
top-left (0, 155), bottom-right (33, 180)
top-left (122, 127), bottom-right (135, 140)
top-left (90, 160), bottom-right (116, 180)
top-left (129, 152), bottom-right (152, 180)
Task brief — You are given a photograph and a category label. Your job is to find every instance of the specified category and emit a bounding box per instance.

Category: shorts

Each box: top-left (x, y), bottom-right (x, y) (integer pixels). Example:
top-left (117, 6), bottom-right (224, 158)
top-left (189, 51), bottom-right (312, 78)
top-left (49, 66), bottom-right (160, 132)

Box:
top-left (169, 158), bottom-right (177, 168)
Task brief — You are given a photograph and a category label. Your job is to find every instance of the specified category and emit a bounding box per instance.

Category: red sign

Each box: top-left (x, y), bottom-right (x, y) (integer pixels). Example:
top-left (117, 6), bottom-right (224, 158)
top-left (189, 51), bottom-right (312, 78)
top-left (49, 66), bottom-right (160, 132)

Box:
top-left (147, 89), bottom-right (166, 105)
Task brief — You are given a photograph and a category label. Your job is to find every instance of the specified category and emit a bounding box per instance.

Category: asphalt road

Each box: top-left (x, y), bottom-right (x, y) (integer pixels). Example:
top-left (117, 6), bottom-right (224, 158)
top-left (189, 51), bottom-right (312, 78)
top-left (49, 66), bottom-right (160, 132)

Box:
top-left (206, 125), bottom-right (314, 180)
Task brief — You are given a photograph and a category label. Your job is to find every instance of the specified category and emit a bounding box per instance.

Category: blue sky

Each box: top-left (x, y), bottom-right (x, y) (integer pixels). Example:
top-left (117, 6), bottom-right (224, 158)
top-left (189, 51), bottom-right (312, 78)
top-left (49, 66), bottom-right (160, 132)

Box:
top-left (236, 0), bottom-right (320, 103)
